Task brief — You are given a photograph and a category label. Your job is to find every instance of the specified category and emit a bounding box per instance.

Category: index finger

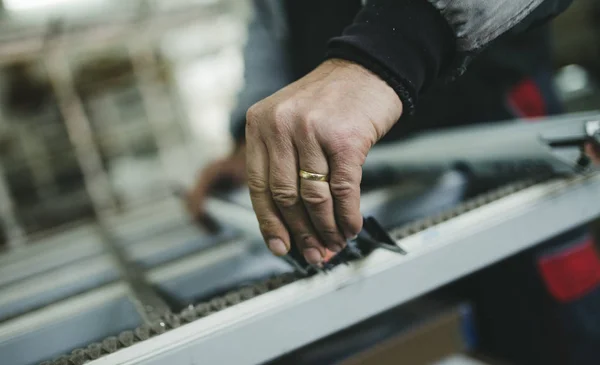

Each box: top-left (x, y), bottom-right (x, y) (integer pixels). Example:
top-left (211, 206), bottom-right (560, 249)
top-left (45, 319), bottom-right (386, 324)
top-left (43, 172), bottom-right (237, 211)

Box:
top-left (246, 136), bottom-right (291, 256)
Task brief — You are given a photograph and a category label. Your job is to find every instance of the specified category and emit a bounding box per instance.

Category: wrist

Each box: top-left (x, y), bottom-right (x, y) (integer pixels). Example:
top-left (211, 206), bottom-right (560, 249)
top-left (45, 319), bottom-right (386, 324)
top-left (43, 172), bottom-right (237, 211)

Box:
top-left (325, 0), bottom-right (455, 116)
top-left (322, 58), bottom-right (403, 123)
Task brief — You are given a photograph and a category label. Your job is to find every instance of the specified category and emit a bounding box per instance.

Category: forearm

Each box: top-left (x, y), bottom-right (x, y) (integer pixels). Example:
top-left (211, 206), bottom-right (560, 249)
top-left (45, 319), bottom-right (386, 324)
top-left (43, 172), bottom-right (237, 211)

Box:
top-left (326, 0), bottom-right (573, 115)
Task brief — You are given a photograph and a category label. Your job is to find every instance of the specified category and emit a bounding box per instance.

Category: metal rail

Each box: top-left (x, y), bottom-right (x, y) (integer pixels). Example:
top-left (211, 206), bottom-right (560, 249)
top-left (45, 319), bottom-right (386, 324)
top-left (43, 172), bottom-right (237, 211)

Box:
top-left (0, 163), bottom-right (26, 248)
top-left (95, 224), bottom-right (173, 325)
top-left (38, 172), bottom-right (600, 365)
top-left (44, 45), bottom-right (118, 215)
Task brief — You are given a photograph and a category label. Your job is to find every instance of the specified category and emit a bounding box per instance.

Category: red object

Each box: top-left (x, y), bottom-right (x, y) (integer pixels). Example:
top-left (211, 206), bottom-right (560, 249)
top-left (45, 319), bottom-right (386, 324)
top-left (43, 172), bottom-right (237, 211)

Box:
top-left (537, 238), bottom-right (600, 303)
top-left (323, 249), bottom-right (336, 262)
top-left (508, 78), bottom-right (547, 119)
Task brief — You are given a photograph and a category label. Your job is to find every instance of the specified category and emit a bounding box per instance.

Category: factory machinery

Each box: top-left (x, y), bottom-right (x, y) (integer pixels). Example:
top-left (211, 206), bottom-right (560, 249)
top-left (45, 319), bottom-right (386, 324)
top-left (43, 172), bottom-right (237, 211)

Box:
top-left (0, 113), bottom-right (599, 365)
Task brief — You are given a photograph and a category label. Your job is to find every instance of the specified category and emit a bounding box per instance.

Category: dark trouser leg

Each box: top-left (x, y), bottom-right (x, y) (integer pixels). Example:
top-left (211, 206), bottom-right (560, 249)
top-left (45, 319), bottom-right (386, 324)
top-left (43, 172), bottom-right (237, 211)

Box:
top-left (460, 227), bottom-right (600, 365)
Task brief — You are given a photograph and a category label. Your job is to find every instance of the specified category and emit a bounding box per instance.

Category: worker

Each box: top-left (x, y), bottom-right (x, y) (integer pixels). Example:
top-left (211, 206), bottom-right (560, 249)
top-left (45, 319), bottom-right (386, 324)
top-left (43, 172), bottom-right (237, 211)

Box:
top-left (188, 0), bottom-right (598, 261)
top-left (187, 1), bottom-right (600, 364)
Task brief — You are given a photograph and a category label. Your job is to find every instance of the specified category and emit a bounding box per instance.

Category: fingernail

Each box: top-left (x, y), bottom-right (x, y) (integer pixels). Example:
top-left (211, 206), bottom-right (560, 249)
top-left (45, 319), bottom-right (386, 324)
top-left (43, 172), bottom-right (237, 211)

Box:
top-left (343, 228), bottom-right (358, 239)
top-left (329, 244), bottom-right (343, 253)
top-left (304, 248), bottom-right (323, 264)
top-left (268, 239), bottom-right (288, 256)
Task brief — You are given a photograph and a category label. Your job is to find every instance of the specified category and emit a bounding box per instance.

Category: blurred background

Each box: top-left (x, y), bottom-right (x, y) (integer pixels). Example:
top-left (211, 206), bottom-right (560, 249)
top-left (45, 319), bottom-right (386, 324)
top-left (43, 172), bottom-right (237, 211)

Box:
top-left (0, 0), bottom-right (599, 364)
top-left (0, 0), bottom-right (251, 247)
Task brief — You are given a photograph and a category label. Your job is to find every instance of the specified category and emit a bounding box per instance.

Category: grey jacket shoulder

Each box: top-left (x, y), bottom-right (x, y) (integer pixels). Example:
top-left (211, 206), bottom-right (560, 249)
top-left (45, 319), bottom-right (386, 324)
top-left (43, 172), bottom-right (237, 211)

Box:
top-left (423, 0), bottom-right (571, 51)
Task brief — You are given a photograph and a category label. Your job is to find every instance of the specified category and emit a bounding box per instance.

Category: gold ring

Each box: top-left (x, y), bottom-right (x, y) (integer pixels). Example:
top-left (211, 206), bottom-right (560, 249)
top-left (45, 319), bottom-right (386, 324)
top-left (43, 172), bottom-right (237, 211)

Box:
top-left (299, 169), bottom-right (329, 182)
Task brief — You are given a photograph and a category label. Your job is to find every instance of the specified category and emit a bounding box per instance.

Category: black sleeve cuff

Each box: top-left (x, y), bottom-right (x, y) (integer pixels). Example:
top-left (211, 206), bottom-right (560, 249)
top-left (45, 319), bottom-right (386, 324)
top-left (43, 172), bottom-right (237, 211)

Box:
top-left (326, 0), bottom-right (455, 115)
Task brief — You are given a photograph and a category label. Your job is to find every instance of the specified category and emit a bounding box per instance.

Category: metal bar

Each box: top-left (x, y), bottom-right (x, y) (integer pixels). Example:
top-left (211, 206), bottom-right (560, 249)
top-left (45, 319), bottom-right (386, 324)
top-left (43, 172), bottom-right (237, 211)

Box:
top-left (44, 45), bottom-right (118, 215)
top-left (0, 223), bottom-right (217, 320)
top-left (0, 283), bottom-right (128, 341)
top-left (0, 236), bottom-right (249, 338)
top-left (88, 173), bottom-right (600, 365)
top-left (0, 162), bottom-right (26, 249)
top-left (0, 197), bottom-right (188, 285)
top-left (127, 37), bottom-right (181, 185)
top-left (363, 112), bottom-right (600, 178)
top-left (0, 283), bottom-right (144, 365)
top-left (95, 223), bottom-right (172, 324)
top-left (15, 124), bottom-right (59, 201)
top-left (0, 224), bottom-right (101, 288)
top-left (0, 253), bottom-right (118, 322)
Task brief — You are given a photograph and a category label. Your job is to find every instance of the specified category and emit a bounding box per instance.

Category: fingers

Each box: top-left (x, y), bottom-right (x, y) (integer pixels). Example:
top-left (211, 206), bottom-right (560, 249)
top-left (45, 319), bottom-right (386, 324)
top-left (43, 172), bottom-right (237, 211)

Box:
top-left (328, 149), bottom-right (364, 240)
top-left (268, 137), bottom-right (327, 264)
top-left (246, 135), bottom-right (291, 257)
top-left (296, 136), bottom-right (346, 254)
top-left (243, 57), bottom-right (391, 264)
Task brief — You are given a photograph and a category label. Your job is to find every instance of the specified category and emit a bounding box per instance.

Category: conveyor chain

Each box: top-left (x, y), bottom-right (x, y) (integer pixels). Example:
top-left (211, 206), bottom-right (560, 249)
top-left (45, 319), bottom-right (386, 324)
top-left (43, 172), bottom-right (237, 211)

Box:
top-left (39, 272), bottom-right (299, 365)
top-left (40, 174), bottom-right (554, 365)
top-left (389, 177), bottom-right (545, 240)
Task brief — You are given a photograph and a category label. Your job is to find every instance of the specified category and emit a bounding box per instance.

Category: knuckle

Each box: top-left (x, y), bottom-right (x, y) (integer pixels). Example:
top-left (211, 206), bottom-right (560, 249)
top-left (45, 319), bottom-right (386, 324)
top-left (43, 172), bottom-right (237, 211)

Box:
top-left (272, 101), bottom-right (295, 127)
top-left (329, 179), bottom-right (357, 200)
top-left (247, 175), bottom-right (269, 193)
top-left (296, 232), bottom-right (322, 250)
top-left (300, 187), bottom-right (330, 208)
top-left (303, 110), bottom-right (324, 127)
top-left (319, 227), bottom-right (344, 243)
top-left (320, 227), bottom-right (340, 237)
top-left (296, 110), bottom-right (324, 137)
top-left (246, 103), bottom-right (259, 121)
top-left (245, 104), bottom-right (262, 135)
top-left (298, 232), bottom-right (314, 242)
top-left (326, 138), bottom-right (353, 158)
top-left (332, 148), bottom-right (367, 168)
top-left (325, 129), bottom-right (370, 163)
top-left (269, 105), bottom-right (291, 136)
top-left (258, 220), bottom-right (280, 236)
top-left (271, 185), bottom-right (299, 207)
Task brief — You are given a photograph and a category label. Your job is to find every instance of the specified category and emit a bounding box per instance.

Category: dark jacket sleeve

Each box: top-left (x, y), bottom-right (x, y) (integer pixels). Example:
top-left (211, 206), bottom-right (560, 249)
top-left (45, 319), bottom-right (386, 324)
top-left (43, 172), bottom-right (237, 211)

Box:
top-left (326, 0), bottom-right (573, 115)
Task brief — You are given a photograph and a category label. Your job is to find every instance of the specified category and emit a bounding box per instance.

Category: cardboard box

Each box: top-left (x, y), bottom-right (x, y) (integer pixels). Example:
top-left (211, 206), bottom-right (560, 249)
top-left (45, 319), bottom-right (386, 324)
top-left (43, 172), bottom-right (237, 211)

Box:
top-left (340, 306), bottom-right (469, 365)
top-left (267, 299), bottom-right (475, 365)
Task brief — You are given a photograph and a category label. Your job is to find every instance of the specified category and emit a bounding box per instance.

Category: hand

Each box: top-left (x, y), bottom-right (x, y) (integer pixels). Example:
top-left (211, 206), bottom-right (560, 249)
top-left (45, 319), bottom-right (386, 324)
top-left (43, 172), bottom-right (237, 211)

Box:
top-left (584, 142), bottom-right (600, 165)
top-left (245, 59), bottom-right (403, 264)
top-left (186, 145), bottom-right (247, 222)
